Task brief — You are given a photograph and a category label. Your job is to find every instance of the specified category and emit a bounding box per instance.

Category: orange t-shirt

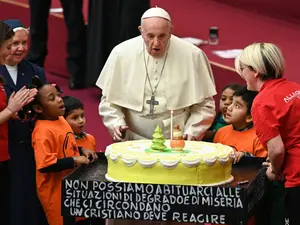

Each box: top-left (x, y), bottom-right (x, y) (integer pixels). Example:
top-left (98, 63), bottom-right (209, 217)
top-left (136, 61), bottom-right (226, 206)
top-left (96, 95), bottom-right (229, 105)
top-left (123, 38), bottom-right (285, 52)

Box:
top-left (75, 133), bottom-right (96, 222)
top-left (32, 116), bottom-right (80, 225)
top-left (213, 125), bottom-right (267, 157)
top-left (76, 133), bottom-right (96, 151)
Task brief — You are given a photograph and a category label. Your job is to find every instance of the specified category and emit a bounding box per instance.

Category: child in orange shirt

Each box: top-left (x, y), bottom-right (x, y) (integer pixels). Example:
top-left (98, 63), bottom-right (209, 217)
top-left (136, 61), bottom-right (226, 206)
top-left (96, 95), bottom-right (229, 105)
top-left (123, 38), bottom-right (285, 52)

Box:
top-left (213, 86), bottom-right (267, 163)
top-left (19, 77), bottom-right (98, 225)
top-left (63, 96), bottom-right (106, 225)
top-left (213, 87), bottom-right (264, 225)
top-left (63, 96), bottom-right (96, 151)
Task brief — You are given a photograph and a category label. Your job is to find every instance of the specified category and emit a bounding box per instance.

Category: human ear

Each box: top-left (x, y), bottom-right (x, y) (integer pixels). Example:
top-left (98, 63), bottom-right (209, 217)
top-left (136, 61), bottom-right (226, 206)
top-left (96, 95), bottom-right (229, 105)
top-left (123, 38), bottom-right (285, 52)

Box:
top-left (33, 104), bottom-right (42, 114)
top-left (169, 24), bottom-right (174, 34)
top-left (138, 26), bottom-right (142, 34)
top-left (245, 114), bottom-right (253, 123)
top-left (253, 70), bottom-right (260, 79)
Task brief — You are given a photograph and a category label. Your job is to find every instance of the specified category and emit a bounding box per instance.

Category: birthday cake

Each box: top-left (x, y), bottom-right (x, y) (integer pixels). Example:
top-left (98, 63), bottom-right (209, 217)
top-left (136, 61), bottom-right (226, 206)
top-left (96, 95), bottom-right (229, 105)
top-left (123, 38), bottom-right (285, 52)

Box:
top-left (105, 126), bottom-right (235, 186)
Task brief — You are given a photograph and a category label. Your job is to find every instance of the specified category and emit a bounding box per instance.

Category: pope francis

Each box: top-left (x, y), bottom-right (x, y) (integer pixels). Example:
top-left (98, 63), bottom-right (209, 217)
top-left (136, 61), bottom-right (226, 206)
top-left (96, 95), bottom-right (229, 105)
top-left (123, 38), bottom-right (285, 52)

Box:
top-left (96, 7), bottom-right (217, 142)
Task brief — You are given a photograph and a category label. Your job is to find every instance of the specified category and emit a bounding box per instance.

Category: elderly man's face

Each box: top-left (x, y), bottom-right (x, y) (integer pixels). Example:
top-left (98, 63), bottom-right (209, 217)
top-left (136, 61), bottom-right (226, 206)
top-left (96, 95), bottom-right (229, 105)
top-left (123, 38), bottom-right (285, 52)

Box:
top-left (6, 29), bottom-right (28, 65)
top-left (139, 17), bottom-right (172, 58)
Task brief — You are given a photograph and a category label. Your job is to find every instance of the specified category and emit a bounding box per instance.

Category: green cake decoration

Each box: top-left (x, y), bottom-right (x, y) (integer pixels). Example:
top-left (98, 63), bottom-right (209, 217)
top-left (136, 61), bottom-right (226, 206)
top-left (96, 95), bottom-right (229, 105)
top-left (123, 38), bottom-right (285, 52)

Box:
top-left (150, 125), bottom-right (167, 152)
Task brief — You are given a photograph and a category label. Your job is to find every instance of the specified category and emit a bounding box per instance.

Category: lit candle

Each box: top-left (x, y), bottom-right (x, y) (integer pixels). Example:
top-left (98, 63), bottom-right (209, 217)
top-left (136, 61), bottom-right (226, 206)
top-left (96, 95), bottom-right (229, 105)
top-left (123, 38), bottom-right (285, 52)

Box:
top-left (170, 110), bottom-right (174, 140)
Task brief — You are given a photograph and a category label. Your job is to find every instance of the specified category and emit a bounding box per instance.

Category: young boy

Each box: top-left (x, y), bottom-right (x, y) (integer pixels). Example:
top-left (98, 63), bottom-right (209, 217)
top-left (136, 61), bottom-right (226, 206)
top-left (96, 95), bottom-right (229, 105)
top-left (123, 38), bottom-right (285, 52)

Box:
top-left (214, 87), bottom-right (285, 225)
top-left (63, 96), bottom-right (96, 152)
top-left (213, 86), bottom-right (267, 163)
top-left (63, 96), bottom-right (105, 225)
top-left (213, 87), bottom-right (268, 225)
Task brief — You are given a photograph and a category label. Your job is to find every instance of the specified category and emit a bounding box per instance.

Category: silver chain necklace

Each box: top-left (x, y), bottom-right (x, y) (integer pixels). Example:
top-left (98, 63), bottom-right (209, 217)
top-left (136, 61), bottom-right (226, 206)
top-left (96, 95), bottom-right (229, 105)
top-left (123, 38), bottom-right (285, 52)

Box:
top-left (143, 43), bottom-right (169, 115)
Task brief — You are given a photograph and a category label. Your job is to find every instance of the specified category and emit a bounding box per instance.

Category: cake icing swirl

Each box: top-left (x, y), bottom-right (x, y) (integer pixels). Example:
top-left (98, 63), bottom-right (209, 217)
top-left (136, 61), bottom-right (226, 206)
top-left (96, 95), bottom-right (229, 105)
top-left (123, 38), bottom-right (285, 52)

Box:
top-left (122, 154), bottom-right (137, 167)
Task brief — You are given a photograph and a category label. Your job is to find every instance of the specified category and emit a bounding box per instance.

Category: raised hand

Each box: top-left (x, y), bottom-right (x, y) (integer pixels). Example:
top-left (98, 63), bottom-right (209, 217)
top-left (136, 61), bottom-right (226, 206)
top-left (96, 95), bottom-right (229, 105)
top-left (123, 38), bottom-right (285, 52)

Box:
top-left (7, 86), bottom-right (37, 114)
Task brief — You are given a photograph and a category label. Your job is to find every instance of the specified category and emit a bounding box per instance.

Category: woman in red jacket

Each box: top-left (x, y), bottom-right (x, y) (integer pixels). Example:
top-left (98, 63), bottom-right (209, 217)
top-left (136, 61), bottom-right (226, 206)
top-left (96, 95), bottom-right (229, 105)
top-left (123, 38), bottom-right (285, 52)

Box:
top-left (235, 42), bottom-right (299, 225)
top-left (0, 21), bottom-right (37, 225)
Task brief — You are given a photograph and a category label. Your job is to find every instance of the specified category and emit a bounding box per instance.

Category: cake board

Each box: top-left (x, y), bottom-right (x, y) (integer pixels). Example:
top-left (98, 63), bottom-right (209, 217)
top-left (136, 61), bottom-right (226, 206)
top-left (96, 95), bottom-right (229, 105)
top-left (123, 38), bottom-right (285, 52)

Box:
top-left (62, 153), bottom-right (267, 225)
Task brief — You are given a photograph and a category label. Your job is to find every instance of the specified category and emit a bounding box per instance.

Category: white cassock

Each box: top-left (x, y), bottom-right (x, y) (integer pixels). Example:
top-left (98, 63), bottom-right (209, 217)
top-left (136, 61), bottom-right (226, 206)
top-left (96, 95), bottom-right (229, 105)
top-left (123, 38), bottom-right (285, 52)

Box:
top-left (96, 35), bottom-right (217, 140)
top-left (97, 35), bottom-right (214, 225)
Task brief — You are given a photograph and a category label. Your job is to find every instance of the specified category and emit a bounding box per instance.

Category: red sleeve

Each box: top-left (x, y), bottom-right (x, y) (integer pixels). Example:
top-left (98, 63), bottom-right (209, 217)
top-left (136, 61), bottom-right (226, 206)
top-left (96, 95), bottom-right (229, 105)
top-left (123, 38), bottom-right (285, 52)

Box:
top-left (252, 103), bottom-right (280, 147)
top-left (33, 138), bottom-right (58, 170)
top-left (0, 86), bottom-right (7, 110)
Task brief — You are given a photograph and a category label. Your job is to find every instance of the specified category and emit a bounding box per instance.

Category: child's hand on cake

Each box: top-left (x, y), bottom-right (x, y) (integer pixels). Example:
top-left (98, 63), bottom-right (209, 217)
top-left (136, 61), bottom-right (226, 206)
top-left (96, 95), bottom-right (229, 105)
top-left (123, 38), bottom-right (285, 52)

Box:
top-left (113, 125), bottom-right (129, 142)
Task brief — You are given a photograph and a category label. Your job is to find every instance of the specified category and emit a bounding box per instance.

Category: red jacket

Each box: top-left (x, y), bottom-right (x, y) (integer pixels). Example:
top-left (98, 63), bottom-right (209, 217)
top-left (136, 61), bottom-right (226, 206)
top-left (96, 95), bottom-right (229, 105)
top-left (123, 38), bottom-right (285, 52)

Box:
top-left (0, 83), bottom-right (9, 162)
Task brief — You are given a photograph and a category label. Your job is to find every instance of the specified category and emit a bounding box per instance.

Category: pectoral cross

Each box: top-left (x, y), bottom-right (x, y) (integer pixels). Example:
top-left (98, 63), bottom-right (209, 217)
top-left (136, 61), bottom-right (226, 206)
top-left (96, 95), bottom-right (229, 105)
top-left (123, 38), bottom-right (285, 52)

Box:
top-left (146, 95), bottom-right (159, 115)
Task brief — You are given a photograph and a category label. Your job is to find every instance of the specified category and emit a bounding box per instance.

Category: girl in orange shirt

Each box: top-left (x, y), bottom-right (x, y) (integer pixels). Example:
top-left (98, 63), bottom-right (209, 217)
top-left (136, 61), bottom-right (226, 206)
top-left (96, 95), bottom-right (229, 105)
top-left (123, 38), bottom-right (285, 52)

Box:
top-left (19, 76), bottom-right (98, 225)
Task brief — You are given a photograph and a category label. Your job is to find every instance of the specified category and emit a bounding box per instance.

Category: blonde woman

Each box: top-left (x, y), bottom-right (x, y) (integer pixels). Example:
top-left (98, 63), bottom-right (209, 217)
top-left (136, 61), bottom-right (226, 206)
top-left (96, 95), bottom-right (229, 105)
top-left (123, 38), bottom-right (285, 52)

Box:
top-left (235, 42), bottom-right (299, 225)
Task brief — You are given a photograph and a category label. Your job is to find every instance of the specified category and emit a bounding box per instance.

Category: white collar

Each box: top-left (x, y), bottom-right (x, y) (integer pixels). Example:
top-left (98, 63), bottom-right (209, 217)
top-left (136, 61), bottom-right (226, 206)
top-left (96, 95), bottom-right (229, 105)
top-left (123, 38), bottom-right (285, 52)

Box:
top-left (5, 64), bottom-right (17, 69)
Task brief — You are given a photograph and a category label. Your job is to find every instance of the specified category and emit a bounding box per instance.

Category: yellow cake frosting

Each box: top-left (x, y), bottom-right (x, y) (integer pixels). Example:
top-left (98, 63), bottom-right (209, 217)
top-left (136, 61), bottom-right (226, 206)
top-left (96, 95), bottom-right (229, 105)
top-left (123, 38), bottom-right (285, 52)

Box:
top-left (105, 140), bottom-right (235, 186)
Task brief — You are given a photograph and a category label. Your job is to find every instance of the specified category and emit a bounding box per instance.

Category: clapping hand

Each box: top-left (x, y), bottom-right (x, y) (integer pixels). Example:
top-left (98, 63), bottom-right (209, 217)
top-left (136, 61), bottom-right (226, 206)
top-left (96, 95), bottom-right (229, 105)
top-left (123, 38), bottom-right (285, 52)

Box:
top-left (7, 86), bottom-right (37, 114)
top-left (11, 112), bottom-right (21, 120)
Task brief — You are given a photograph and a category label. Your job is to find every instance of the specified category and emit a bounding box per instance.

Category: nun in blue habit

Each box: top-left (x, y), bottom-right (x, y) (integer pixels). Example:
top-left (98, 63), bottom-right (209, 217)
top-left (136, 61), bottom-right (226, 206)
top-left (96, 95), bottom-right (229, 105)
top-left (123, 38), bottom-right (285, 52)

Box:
top-left (0, 20), bottom-right (48, 225)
